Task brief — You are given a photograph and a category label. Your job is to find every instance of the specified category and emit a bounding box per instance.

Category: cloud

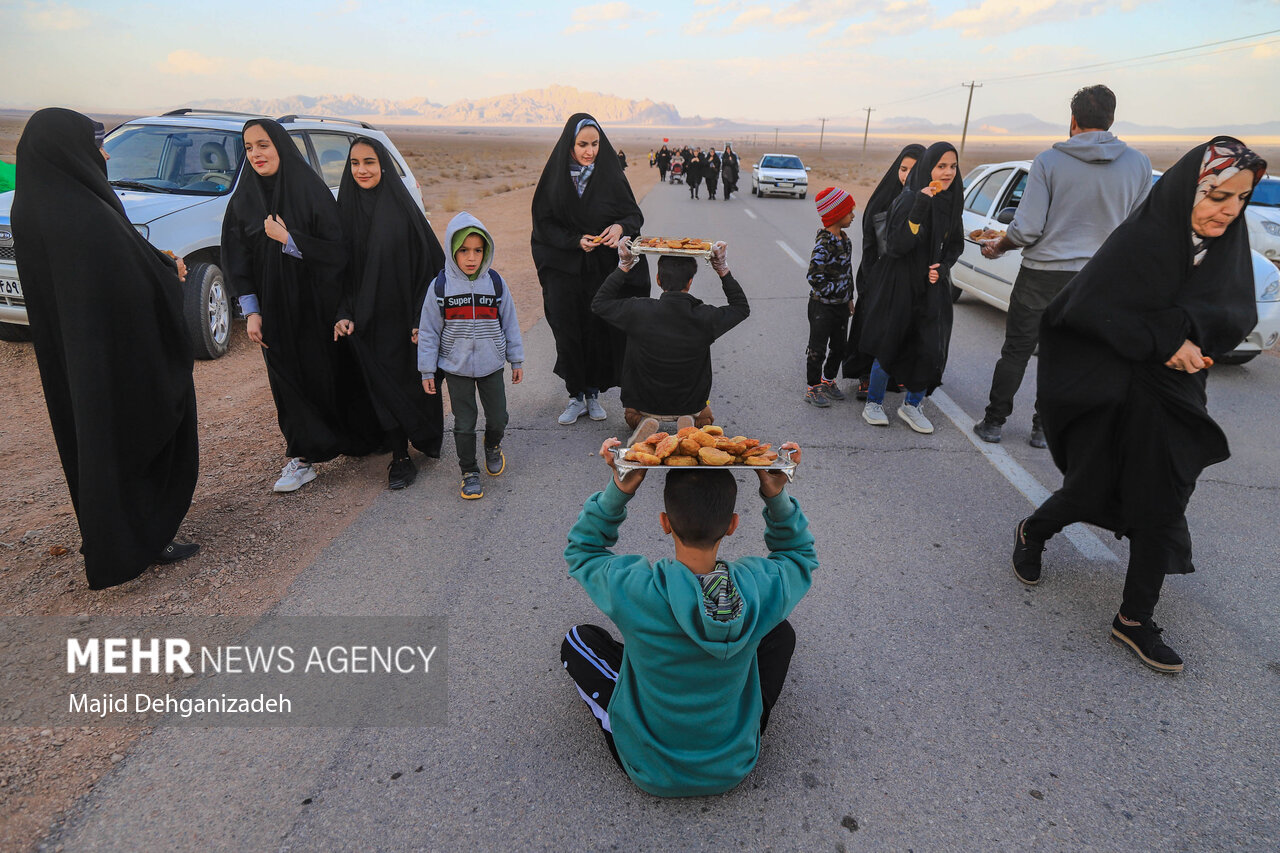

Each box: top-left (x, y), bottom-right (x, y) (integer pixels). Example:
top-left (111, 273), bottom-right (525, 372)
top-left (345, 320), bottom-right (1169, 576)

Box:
top-left (564, 1), bottom-right (649, 34)
top-left (938, 0), bottom-right (1154, 39)
top-left (315, 0), bottom-right (360, 18)
top-left (23, 1), bottom-right (90, 31)
top-left (158, 50), bottom-right (226, 76)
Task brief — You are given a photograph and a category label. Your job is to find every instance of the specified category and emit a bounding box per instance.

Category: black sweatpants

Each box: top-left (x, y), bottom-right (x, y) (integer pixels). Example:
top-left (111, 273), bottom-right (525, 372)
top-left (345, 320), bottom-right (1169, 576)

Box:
top-left (1023, 492), bottom-right (1190, 621)
top-left (560, 620), bottom-right (797, 770)
top-left (983, 267), bottom-right (1077, 426)
top-left (441, 370), bottom-right (507, 474)
top-left (806, 299), bottom-right (850, 386)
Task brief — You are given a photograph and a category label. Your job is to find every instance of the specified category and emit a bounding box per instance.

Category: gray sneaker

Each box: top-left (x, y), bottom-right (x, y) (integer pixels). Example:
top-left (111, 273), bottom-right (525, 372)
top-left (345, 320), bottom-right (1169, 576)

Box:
top-left (460, 471), bottom-right (484, 500)
top-left (973, 418), bottom-right (1002, 443)
top-left (586, 394), bottom-right (607, 421)
top-left (898, 403), bottom-right (935, 434)
top-left (862, 401), bottom-right (888, 426)
top-left (484, 445), bottom-right (505, 476)
top-left (805, 386), bottom-right (831, 408)
top-left (273, 458), bottom-right (316, 493)
top-left (558, 397), bottom-right (588, 425)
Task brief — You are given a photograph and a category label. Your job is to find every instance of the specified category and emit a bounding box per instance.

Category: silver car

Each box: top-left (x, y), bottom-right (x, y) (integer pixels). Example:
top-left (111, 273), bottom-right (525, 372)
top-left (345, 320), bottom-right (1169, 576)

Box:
top-left (951, 160), bottom-right (1280, 364)
top-left (0, 110), bottom-right (424, 358)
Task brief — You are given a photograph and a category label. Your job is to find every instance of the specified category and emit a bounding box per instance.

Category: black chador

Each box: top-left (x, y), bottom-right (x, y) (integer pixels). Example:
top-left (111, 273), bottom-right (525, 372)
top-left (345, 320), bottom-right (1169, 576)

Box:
top-left (336, 136), bottom-right (446, 458)
top-left (857, 142), bottom-right (964, 394)
top-left (222, 119), bottom-right (380, 462)
top-left (531, 113), bottom-right (649, 397)
top-left (12, 108), bottom-right (199, 589)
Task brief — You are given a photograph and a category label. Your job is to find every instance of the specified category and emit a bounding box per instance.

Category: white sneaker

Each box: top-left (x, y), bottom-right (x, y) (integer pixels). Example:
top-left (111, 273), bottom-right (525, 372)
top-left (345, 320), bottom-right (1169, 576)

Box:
top-left (273, 458), bottom-right (317, 492)
top-left (897, 403), bottom-right (935, 434)
top-left (862, 401), bottom-right (889, 426)
top-left (586, 394), bottom-right (607, 421)
top-left (558, 397), bottom-right (588, 425)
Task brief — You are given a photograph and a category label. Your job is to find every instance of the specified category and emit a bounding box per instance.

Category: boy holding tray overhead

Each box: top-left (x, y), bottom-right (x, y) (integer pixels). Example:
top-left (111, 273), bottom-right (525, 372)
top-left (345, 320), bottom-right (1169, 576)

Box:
top-left (559, 438), bottom-right (814, 796)
top-left (592, 240), bottom-right (749, 443)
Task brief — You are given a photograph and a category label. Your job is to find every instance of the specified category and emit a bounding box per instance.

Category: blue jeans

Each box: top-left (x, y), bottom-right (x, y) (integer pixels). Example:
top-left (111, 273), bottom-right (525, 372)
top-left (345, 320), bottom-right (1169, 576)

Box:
top-left (867, 360), bottom-right (924, 406)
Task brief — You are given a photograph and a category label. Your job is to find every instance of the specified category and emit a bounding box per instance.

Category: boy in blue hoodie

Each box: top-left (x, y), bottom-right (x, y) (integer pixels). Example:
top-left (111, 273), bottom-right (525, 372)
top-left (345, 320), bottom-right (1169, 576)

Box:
top-left (418, 212), bottom-right (523, 500)
top-left (560, 438), bottom-right (816, 797)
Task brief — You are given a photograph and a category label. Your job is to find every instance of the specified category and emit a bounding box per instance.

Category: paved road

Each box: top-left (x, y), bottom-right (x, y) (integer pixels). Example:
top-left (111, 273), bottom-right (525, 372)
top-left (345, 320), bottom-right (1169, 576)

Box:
top-left (47, 179), bottom-right (1280, 851)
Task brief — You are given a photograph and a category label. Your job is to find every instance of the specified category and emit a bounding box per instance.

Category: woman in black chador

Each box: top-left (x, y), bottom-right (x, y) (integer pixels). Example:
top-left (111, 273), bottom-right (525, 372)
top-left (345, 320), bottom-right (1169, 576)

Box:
top-left (531, 113), bottom-right (649, 426)
top-left (720, 144), bottom-right (740, 200)
top-left (685, 148), bottom-right (704, 199)
top-left (1013, 137), bottom-right (1265, 674)
top-left (856, 141), bottom-right (963, 435)
top-left (704, 148), bottom-right (721, 200)
top-left (844, 143), bottom-right (924, 398)
top-left (222, 119), bottom-right (379, 493)
top-left (334, 136), bottom-right (447, 490)
top-left (12, 108), bottom-right (200, 589)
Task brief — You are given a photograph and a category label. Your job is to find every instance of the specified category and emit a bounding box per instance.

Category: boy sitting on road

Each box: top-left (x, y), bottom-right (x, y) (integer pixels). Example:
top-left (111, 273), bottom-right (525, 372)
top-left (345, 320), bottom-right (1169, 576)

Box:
top-left (559, 438), bottom-right (816, 797)
top-left (805, 187), bottom-right (856, 408)
top-left (591, 241), bottom-right (749, 444)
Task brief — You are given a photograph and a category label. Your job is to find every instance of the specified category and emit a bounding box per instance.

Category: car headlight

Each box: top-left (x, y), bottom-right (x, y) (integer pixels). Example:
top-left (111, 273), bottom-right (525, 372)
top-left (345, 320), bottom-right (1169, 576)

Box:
top-left (1261, 275), bottom-right (1280, 302)
top-left (133, 223), bottom-right (149, 240)
top-left (1262, 221), bottom-right (1280, 237)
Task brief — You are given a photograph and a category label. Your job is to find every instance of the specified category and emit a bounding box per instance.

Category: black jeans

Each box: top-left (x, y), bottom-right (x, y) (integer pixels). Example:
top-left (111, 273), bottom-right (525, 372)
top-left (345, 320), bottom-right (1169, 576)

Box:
top-left (806, 299), bottom-right (850, 386)
top-left (561, 620), bottom-right (796, 770)
top-left (1023, 492), bottom-right (1189, 621)
top-left (442, 370), bottom-right (507, 474)
top-left (983, 267), bottom-right (1077, 425)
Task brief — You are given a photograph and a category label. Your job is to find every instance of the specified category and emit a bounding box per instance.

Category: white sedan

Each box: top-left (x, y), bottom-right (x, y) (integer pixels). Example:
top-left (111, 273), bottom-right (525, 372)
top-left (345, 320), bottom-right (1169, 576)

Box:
top-left (751, 154), bottom-right (809, 199)
top-left (951, 160), bottom-right (1280, 364)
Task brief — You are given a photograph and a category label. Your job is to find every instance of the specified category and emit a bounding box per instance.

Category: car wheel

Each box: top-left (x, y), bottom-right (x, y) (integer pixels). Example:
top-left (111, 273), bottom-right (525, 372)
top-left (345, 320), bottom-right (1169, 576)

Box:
top-left (1215, 351), bottom-right (1258, 365)
top-left (951, 284), bottom-right (963, 303)
top-left (0, 322), bottom-right (32, 342)
top-left (183, 261), bottom-right (230, 360)
top-left (800, 192), bottom-right (807, 200)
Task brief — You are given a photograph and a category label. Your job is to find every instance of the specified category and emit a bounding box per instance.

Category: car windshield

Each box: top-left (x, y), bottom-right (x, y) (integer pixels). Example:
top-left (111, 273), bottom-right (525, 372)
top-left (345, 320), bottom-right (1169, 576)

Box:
top-left (1251, 177), bottom-right (1279, 207)
top-left (104, 124), bottom-right (244, 196)
top-left (761, 156), bottom-right (804, 170)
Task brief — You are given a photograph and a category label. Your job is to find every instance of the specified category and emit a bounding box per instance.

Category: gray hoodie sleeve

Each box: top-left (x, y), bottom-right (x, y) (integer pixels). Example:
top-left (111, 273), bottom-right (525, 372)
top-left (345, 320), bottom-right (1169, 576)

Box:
top-left (496, 273), bottom-right (524, 369)
top-left (417, 281), bottom-right (444, 380)
top-left (1007, 156), bottom-right (1049, 248)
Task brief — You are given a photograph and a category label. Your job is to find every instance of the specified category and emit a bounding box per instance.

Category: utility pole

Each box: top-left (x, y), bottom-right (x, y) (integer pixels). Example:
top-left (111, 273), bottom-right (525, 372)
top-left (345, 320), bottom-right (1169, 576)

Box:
top-left (960, 81), bottom-right (983, 156)
top-left (861, 108), bottom-right (875, 155)
top-left (774, 127), bottom-right (779, 148)
top-left (818, 118), bottom-right (828, 153)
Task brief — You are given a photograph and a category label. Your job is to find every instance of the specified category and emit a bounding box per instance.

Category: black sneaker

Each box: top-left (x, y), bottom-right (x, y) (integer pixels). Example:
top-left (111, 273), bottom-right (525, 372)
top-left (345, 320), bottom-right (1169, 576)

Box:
top-left (1111, 615), bottom-right (1184, 674)
top-left (156, 541), bottom-right (200, 564)
top-left (1012, 517), bottom-right (1044, 585)
top-left (855, 380), bottom-right (869, 401)
top-left (485, 445), bottom-right (505, 476)
top-left (973, 418), bottom-right (1003, 443)
top-left (388, 456), bottom-right (417, 490)
top-left (1029, 415), bottom-right (1047, 449)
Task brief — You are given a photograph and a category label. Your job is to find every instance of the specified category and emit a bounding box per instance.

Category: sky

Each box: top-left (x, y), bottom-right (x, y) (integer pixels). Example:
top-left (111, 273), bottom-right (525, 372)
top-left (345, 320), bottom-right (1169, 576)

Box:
top-left (1, 0), bottom-right (1278, 129)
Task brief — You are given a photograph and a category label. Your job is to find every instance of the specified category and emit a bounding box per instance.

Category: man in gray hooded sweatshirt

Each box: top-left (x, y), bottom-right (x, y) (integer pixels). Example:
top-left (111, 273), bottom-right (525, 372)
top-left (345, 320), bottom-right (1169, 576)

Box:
top-left (974, 84), bottom-right (1150, 447)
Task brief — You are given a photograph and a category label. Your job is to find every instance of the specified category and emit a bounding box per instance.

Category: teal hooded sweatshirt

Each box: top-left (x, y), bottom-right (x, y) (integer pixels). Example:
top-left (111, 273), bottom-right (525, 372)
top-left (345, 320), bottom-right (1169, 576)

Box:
top-left (565, 480), bottom-right (818, 796)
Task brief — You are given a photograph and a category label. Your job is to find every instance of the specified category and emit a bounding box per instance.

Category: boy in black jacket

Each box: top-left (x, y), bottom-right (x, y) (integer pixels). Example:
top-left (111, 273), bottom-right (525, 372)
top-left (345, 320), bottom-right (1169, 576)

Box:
top-left (592, 241), bottom-right (749, 443)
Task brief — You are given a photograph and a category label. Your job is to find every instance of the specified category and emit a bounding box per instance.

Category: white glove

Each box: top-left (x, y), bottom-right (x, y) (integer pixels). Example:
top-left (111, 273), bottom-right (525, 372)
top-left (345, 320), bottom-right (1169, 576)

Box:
top-left (617, 237), bottom-right (638, 273)
top-left (710, 241), bottom-right (729, 276)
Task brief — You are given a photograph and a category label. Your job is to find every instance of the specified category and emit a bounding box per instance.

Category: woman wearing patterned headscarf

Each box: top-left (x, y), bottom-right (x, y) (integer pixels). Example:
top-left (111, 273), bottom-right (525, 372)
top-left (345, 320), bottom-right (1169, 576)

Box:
top-left (532, 114), bottom-right (648, 426)
top-left (1012, 137), bottom-right (1266, 674)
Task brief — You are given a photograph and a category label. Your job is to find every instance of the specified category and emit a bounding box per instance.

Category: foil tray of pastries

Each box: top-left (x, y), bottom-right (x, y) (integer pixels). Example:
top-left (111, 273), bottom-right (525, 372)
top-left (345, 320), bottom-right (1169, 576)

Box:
top-left (613, 425), bottom-right (798, 481)
top-left (967, 227), bottom-right (1007, 242)
top-left (631, 236), bottom-right (715, 258)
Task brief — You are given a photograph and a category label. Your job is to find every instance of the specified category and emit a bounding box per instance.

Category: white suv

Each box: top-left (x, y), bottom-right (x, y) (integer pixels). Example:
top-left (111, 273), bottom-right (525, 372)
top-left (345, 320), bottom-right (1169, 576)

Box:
top-left (951, 160), bottom-right (1280, 365)
top-left (0, 110), bottom-right (424, 358)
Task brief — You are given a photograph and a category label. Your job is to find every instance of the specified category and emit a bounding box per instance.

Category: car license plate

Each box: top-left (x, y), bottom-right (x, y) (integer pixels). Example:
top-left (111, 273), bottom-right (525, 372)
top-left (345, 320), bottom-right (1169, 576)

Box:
top-left (777, 182), bottom-right (793, 188)
top-left (0, 278), bottom-right (22, 298)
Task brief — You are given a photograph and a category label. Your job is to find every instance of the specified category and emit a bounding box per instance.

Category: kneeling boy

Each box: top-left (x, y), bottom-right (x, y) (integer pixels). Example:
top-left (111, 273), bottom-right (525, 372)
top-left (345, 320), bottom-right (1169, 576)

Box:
top-left (559, 438), bottom-right (816, 797)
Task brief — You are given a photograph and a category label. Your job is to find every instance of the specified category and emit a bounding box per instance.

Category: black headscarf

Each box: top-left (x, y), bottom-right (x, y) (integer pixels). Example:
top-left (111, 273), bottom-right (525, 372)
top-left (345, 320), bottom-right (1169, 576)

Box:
top-left (857, 142), bottom-right (965, 392)
top-left (1035, 137), bottom-right (1263, 541)
top-left (531, 113), bottom-right (645, 277)
top-left (222, 118), bottom-right (379, 461)
top-left (12, 108), bottom-right (198, 589)
top-left (336, 136), bottom-right (446, 455)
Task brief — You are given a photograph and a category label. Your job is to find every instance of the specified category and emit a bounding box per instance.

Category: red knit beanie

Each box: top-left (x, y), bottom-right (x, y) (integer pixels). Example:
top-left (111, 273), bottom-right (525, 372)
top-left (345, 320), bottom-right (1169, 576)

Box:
top-left (815, 186), bottom-right (854, 227)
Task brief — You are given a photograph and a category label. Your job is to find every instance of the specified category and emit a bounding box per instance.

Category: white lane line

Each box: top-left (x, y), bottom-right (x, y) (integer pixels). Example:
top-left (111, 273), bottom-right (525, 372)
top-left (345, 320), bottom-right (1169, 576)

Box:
top-left (776, 240), bottom-right (806, 268)
top-left (744, 208), bottom-right (758, 220)
top-left (930, 390), bottom-right (1118, 562)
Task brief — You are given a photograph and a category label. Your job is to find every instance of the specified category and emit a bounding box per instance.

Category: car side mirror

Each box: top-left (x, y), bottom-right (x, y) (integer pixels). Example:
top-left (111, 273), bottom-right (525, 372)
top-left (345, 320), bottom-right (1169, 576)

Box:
top-left (995, 207), bottom-right (1017, 225)
top-left (805, 167), bottom-right (811, 171)
top-left (751, 163), bottom-right (758, 168)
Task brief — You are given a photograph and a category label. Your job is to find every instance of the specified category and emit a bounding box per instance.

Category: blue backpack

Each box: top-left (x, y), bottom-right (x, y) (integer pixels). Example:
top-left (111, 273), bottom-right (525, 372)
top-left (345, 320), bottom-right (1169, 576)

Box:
top-left (431, 269), bottom-right (504, 317)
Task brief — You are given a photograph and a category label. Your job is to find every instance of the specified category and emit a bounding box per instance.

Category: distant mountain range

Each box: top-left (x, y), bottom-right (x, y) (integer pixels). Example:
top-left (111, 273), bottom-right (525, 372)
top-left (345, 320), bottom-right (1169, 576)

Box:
top-left (178, 89), bottom-right (1279, 136)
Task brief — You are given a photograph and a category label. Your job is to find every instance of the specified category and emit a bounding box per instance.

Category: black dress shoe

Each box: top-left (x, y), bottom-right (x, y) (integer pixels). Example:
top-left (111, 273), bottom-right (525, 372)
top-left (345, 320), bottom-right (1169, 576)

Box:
top-left (1111, 615), bottom-right (1183, 673)
top-left (973, 418), bottom-right (1003, 443)
top-left (388, 456), bottom-right (418, 490)
top-left (1011, 518), bottom-right (1044, 585)
top-left (157, 541), bottom-right (200, 564)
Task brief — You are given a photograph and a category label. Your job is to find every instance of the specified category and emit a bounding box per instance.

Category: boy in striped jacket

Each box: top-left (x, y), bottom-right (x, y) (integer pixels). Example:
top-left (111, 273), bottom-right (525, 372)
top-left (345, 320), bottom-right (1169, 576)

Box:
top-left (419, 212), bottom-right (524, 500)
